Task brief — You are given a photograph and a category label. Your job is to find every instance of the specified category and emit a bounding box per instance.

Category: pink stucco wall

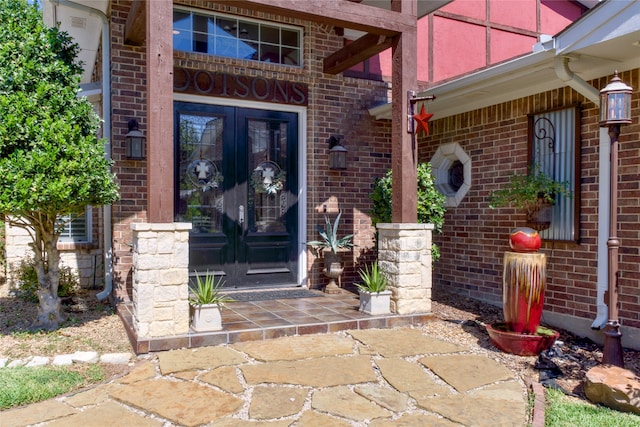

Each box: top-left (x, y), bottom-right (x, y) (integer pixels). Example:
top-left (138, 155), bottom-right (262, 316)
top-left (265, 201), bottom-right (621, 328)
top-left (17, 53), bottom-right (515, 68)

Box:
top-left (433, 18), bottom-right (487, 82)
top-left (490, 0), bottom-right (537, 32)
top-left (491, 29), bottom-right (536, 64)
top-left (353, 0), bottom-right (587, 85)
top-left (541, 0), bottom-right (585, 35)
top-left (441, 0), bottom-right (486, 21)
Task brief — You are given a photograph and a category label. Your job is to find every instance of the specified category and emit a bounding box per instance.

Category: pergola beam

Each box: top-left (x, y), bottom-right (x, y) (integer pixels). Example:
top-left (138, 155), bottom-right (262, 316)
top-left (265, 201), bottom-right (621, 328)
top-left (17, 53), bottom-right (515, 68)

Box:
top-left (124, 0), bottom-right (145, 46)
top-left (216, 0), bottom-right (412, 35)
top-left (324, 33), bottom-right (395, 75)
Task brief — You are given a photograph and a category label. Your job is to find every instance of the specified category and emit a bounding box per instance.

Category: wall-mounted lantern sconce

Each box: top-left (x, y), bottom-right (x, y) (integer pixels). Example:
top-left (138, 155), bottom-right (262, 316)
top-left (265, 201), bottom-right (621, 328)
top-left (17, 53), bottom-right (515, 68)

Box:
top-left (125, 119), bottom-right (146, 160)
top-left (328, 136), bottom-right (347, 170)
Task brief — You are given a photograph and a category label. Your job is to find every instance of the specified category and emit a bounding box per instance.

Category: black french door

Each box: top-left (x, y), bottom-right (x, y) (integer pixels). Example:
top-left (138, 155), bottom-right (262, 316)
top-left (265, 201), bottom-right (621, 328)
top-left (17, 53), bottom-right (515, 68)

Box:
top-left (174, 102), bottom-right (298, 288)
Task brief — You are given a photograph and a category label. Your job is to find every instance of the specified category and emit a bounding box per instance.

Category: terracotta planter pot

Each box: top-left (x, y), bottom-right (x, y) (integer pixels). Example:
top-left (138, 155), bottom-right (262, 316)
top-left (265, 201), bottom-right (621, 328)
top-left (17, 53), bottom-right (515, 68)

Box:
top-left (503, 252), bottom-right (546, 334)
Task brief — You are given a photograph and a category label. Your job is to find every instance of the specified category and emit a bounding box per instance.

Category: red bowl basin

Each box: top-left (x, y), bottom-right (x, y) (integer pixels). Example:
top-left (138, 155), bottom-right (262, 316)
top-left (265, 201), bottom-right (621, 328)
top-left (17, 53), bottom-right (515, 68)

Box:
top-left (486, 322), bottom-right (559, 356)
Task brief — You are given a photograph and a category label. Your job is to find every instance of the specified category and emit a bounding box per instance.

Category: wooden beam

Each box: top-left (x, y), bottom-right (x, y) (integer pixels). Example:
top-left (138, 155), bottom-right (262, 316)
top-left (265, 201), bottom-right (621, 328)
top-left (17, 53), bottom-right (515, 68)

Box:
top-left (125, 0), bottom-right (145, 46)
top-left (324, 33), bottom-right (394, 75)
top-left (217, 0), bottom-right (413, 36)
top-left (146, 0), bottom-right (174, 222)
top-left (391, 0), bottom-right (418, 223)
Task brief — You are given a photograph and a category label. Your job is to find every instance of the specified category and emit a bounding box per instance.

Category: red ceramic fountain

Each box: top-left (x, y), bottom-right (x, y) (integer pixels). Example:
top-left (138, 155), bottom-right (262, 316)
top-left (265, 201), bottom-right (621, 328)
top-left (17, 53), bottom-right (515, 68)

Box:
top-left (486, 227), bottom-right (559, 356)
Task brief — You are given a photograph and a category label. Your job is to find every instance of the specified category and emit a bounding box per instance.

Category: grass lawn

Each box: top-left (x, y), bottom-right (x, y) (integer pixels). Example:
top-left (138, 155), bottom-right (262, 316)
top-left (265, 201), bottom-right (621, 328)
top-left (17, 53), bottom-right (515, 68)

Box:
top-left (545, 387), bottom-right (640, 427)
top-left (0, 364), bottom-right (105, 410)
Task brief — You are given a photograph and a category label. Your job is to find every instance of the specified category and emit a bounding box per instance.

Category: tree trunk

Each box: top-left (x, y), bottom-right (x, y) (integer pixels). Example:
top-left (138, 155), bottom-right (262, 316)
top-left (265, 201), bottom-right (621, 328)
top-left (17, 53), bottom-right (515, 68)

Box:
top-left (29, 214), bottom-right (65, 331)
top-left (32, 286), bottom-right (65, 331)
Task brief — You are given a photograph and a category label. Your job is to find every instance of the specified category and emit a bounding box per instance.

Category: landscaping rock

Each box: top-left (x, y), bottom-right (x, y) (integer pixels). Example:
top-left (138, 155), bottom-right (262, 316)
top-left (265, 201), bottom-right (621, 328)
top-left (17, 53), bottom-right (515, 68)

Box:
top-left (72, 351), bottom-right (99, 363)
top-left (7, 357), bottom-right (28, 368)
top-left (584, 365), bottom-right (640, 415)
top-left (25, 356), bottom-right (50, 367)
top-left (52, 354), bottom-right (75, 366)
top-left (100, 352), bottom-right (132, 364)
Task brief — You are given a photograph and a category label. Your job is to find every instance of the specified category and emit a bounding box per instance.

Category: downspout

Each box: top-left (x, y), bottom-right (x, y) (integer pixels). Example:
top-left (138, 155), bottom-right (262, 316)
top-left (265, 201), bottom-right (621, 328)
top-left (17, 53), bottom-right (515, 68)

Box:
top-left (553, 56), bottom-right (609, 330)
top-left (50, 0), bottom-right (113, 301)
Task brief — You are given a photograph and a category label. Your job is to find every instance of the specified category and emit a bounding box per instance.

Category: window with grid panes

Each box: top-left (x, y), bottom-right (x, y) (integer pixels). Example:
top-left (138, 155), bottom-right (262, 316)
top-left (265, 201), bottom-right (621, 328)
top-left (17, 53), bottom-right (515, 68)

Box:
top-left (173, 8), bottom-right (302, 67)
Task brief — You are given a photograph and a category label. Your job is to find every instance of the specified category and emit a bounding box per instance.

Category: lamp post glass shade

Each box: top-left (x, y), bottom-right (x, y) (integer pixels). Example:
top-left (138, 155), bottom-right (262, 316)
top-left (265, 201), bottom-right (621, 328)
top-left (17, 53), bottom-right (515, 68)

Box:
top-left (125, 119), bottom-right (146, 160)
top-left (599, 71), bottom-right (633, 127)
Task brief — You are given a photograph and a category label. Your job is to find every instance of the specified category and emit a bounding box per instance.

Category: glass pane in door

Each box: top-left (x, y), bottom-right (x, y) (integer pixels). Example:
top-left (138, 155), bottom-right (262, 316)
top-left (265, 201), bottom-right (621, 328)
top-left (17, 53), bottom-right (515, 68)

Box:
top-left (176, 114), bottom-right (225, 233)
top-left (248, 120), bottom-right (288, 233)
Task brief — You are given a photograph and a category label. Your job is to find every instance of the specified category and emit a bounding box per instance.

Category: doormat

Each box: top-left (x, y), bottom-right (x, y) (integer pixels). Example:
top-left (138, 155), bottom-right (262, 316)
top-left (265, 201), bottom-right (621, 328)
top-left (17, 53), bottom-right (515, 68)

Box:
top-left (224, 289), bottom-right (323, 302)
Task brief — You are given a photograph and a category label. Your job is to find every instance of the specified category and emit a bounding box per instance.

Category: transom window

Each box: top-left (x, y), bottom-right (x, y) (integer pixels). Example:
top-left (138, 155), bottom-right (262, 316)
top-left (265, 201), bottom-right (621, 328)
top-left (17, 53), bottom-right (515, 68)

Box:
top-left (173, 8), bottom-right (302, 67)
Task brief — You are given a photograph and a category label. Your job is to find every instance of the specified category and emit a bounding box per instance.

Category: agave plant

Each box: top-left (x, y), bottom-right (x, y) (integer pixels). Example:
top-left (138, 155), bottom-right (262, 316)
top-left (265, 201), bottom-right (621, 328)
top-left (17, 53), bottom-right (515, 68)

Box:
top-left (355, 261), bottom-right (388, 293)
top-left (188, 271), bottom-right (234, 306)
top-left (306, 212), bottom-right (355, 254)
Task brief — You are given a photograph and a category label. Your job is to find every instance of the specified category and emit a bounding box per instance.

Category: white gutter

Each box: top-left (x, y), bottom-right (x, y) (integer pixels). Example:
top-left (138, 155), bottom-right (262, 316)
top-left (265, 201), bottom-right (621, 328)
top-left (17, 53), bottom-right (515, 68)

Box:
top-left (593, 127), bottom-right (611, 329)
top-left (552, 53), bottom-right (609, 331)
top-left (50, 0), bottom-right (113, 301)
top-left (553, 56), bottom-right (599, 104)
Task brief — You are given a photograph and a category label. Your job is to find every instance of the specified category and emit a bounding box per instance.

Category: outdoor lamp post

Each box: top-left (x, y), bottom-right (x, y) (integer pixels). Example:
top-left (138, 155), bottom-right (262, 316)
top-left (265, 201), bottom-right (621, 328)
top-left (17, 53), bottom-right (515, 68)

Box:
top-left (599, 71), bottom-right (633, 368)
top-left (125, 119), bottom-right (146, 160)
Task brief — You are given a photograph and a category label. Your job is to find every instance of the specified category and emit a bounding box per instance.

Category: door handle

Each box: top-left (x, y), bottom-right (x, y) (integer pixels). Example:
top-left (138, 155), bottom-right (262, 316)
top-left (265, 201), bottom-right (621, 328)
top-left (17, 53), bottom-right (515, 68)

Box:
top-left (239, 205), bottom-right (245, 224)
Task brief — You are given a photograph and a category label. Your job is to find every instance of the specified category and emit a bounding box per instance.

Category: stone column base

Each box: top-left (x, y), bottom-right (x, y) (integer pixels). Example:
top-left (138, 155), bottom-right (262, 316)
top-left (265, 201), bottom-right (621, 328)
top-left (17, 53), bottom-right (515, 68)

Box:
top-left (132, 222), bottom-right (192, 339)
top-left (377, 223), bottom-right (434, 315)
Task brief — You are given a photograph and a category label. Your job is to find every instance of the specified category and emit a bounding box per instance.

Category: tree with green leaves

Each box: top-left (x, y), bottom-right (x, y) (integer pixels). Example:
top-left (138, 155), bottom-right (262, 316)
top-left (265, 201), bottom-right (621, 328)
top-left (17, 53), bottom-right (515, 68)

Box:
top-left (0, 0), bottom-right (119, 330)
top-left (370, 162), bottom-right (446, 261)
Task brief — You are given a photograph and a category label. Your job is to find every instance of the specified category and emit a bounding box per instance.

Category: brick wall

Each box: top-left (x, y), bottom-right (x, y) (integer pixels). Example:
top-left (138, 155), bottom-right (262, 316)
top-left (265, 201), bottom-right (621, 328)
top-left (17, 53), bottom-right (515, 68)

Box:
top-left (420, 69), bottom-right (640, 332)
top-left (110, 1), bottom-right (149, 301)
top-left (108, 0), bottom-right (393, 298)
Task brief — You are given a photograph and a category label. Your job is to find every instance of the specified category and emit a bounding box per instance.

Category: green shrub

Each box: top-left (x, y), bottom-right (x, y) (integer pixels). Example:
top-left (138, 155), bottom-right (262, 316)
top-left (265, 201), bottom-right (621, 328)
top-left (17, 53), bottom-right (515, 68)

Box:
top-left (370, 162), bottom-right (446, 262)
top-left (11, 256), bottom-right (79, 303)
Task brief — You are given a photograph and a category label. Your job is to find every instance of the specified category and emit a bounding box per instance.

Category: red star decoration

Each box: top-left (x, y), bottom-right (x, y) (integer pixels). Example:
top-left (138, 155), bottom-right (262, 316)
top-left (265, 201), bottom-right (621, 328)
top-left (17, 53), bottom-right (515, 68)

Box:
top-left (412, 105), bottom-right (434, 136)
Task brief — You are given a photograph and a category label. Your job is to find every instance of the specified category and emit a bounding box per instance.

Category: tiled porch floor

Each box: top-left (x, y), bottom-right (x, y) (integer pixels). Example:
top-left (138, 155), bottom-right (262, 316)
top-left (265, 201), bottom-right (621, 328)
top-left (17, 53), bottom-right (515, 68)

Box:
top-left (118, 289), bottom-right (435, 354)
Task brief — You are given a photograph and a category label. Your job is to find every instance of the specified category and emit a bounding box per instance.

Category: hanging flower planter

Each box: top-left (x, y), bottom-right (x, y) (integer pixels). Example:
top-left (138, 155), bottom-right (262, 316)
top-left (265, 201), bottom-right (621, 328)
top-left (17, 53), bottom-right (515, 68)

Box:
top-left (525, 198), bottom-right (554, 231)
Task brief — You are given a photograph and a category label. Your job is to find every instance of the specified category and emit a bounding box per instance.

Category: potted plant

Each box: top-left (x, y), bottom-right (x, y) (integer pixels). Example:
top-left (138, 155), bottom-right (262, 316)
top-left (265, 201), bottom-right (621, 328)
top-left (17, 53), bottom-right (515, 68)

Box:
top-left (355, 261), bottom-right (391, 315)
top-left (306, 212), bottom-right (354, 293)
top-left (189, 271), bottom-right (233, 332)
top-left (488, 164), bottom-right (571, 230)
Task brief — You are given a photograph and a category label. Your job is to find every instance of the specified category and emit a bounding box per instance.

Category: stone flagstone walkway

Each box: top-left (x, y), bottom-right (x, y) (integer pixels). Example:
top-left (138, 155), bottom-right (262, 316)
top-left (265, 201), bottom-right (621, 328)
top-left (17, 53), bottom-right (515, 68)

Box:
top-left (2, 328), bottom-right (528, 427)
